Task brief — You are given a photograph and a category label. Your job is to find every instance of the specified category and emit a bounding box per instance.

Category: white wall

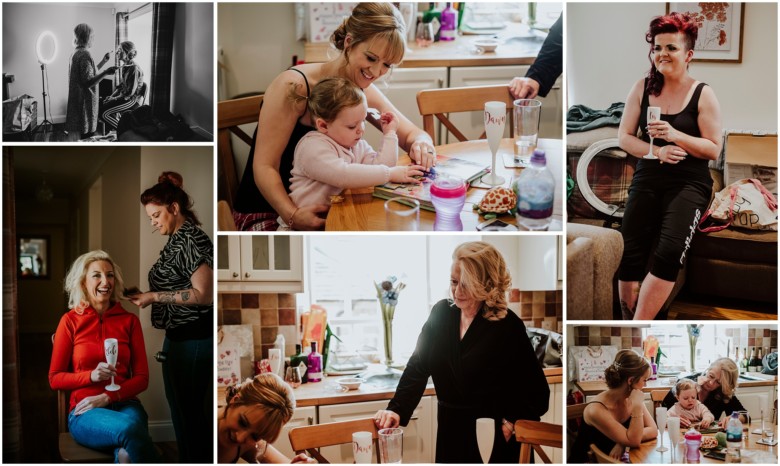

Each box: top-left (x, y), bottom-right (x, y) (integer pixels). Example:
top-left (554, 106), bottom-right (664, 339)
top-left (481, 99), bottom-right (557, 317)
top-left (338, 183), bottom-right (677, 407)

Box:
top-left (171, 2), bottom-right (214, 133)
top-left (218, 2), bottom-right (304, 99)
top-left (484, 235), bottom-right (559, 291)
top-left (2, 2), bottom-right (116, 124)
top-left (567, 2), bottom-right (777, 131)
top-left (137, 146), bottom-right (213, 439)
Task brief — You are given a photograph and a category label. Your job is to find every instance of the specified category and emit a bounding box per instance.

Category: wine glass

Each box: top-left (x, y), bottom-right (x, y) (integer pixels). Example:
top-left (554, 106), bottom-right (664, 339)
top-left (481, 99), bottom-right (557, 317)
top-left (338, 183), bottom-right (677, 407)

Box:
top-left (667, 416), bottom-right (681, 463)
top-left (643, 106), bottom-right (661, 159)
top-left (656, 407), bottom-right (668, 452)
top-left (104, 338), bottom-right (120, 391)
top-left (476, 418), bottom-right (494, 464)
top-left (481, 102), bottom-right (506, 186)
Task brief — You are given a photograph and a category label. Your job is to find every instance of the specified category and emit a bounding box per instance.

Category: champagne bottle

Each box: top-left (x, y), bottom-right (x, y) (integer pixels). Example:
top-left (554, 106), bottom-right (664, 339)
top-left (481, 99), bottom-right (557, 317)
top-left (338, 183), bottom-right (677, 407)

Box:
top-left (756, 347), bottom-right (764, 372)
top-left (741, 347), bottom-right (749, 374)
top-left (749, 347), bottom-right (761, 372)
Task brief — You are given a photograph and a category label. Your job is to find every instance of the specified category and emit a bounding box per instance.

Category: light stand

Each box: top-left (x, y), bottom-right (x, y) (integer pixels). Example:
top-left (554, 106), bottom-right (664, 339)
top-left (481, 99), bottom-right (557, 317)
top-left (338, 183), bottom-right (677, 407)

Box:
top-left (34, 63), bottom-right (53, 134)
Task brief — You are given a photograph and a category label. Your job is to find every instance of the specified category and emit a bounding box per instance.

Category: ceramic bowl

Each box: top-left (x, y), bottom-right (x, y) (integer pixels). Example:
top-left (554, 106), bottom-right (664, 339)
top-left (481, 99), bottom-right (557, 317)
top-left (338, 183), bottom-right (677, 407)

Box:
top-left (338, 377), bottom-right (363, 390)
top-left (473, 39), bottom-right (499, 52)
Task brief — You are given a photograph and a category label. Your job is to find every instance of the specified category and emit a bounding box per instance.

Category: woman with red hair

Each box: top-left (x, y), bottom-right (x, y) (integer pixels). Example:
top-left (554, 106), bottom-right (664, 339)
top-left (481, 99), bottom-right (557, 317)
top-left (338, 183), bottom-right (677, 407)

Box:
top-left (617, 13), bottom-right (723, 320)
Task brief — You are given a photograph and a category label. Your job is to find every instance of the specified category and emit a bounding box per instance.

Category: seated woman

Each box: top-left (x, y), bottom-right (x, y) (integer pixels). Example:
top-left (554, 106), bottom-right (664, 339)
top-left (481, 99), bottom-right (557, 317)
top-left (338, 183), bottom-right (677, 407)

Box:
top-left (49, 250), bottom-right (160, 463)
top-left (568, 350), bottom-right (658, 463)
top-left (218, 373), bottom-right (316, 464)
top-left (661, 358), bottom-right (745, 429)
top-left (101, 41), bottom-right (145, 132)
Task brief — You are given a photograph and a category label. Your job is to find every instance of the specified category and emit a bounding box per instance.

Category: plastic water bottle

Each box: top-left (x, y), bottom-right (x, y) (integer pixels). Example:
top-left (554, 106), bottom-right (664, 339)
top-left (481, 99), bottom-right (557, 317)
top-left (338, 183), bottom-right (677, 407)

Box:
top-left (726, 412), bottom-right (743, 463)
top-left (430, 175), bottom-right (467, 231)
top-left (513, 149), bottom-right (555, 230)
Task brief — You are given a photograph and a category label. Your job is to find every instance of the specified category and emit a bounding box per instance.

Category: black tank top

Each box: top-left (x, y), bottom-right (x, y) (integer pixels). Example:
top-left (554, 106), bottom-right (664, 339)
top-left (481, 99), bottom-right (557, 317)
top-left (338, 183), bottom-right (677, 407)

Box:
top-left (636, 79), bottom-right (711, 180)
top-left (568, 401), bottom-right (631, 463)
top-left (233, 68), bottom-right (315, 214)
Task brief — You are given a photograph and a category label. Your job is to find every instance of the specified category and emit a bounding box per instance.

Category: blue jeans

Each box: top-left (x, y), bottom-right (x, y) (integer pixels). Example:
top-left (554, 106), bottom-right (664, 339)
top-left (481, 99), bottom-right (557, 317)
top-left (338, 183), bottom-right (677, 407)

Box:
top-left (162, 336), bottom-right (213, 463)
top-left (68, 400), bottom-right (161, 463)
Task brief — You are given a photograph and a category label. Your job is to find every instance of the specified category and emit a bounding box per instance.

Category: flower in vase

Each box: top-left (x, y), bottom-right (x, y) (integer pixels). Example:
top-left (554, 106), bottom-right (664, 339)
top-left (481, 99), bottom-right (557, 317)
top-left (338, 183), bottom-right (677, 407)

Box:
top-left (374, 276), bottom-right (406, 366)
top-left (687, 324), bottom-right (703, 372)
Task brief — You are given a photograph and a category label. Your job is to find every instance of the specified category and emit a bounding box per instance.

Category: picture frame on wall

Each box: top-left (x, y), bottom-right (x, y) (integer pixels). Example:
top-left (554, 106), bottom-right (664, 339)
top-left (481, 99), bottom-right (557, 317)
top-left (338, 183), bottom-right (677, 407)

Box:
top-left (667, 2), bottom-right (745, 62)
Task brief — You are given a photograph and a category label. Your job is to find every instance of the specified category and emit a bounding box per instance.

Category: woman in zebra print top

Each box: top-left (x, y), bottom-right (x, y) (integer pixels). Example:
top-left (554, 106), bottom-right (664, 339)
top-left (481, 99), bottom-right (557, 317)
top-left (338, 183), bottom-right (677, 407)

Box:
top-left (128, 171), bottom-right (213, 463)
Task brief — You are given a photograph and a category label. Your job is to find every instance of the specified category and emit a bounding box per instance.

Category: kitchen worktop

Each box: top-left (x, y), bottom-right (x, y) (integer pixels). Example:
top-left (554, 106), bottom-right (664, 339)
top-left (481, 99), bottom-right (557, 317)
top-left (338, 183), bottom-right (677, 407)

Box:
top-left (218, 367), bottom-right (562, 408)
top-left (574, 373), bottom-right (778, 397)
top-left (304, 22), bottom-right (543, 67)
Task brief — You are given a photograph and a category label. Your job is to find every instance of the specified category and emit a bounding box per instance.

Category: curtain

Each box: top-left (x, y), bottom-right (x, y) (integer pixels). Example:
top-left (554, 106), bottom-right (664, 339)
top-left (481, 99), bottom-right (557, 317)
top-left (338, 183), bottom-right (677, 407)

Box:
top-left (114, 13), bottom-right (129, 87)
top-left (2, 149), bottom-right (22, 461)
top-left (150, 2), bottom-right (176, 115)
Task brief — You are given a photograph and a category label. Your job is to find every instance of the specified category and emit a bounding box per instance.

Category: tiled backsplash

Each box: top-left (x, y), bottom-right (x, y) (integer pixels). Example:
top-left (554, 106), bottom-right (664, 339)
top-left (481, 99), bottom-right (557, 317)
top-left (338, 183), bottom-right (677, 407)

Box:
top-left (508, 289), bottom-right (563, 334)
top-left (218, 293), bottom-right (297, 361)
top-left (573, 326), bottom-right (643, 349)
top-left (725, 327), bottom-right (778, 355)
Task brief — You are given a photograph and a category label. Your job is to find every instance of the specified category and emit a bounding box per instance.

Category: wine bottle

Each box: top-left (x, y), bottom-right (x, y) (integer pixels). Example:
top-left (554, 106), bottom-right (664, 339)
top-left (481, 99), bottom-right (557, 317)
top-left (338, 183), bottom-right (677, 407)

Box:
top-left (756, 347), bottom-right (764, 372)
top-left (307, 341), bottom-right (323, 382)
top-left (291, 344), bottom-right (308, 384)
top-left (749, 347), bottom-right (761, 372)
top-left (422, 2), bottom-right (442, 41)
top-left (740, 347), bottom-right (749, 374)
top-left (439, 3), bottom-right (457, 41)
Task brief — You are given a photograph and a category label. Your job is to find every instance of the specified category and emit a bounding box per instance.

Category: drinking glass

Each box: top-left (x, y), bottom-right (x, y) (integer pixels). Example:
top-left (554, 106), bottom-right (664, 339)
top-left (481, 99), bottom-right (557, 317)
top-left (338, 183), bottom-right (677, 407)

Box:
top-left (656, 407), bottom-right (668, 452)
top-left (481, 101), bottom-right (507, 186)
top-left (738, 410), bottom-right (751, 435)
top-left (268, 348), bottom-right (282, 377)
top-left (667, 416), bottom-right (681, 463)
top-left (384, 198), bottom-right (420, 231)
top-left (476, 418), bottom-right (494, 464)
top-left (285, 366), bottom-right (301, 388)
top-left (353, 431), bottom-right (373, 464)
top-left (513, 99), bottom-right (542, 165)
top-left (643, 106), bottom-right (661, 159)
top-left (415, 22), bottom-right (434, 48)
top-left (104, 338), bottom-right (120, 391)
top-left (378, 428), bottom-right (403, 464)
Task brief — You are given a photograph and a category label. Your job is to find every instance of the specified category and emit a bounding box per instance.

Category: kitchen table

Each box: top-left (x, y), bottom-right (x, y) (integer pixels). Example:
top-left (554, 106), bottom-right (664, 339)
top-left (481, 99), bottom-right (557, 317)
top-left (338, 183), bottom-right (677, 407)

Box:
top-left (630, 422), bottom-right (778, 464)
top-left (325, 138), bottom-right (563, 231)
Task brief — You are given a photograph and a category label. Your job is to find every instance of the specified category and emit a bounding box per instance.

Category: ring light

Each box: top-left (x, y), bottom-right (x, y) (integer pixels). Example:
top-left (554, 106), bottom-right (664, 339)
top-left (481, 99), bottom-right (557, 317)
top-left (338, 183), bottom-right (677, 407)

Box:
top-left (36, 31), bottom-right (58, 65)
top-left (575, 138), bottom-right (627, 218)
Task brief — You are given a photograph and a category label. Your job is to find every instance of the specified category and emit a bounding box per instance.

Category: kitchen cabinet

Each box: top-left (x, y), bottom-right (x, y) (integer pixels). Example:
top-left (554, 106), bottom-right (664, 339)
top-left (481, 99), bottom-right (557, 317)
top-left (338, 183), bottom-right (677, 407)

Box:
top-left (217, 235), bottom-right (303, 292)
top-left (317, 397), bottom-right (434, 463)
top-left (735, 384), bottom-right (777, 423)
top-left (270, 406), bottom-right (317, 459)
top-left (363, 67), bottom-right (447, 151)
top-left (447, 65), bottom-right (563, 144)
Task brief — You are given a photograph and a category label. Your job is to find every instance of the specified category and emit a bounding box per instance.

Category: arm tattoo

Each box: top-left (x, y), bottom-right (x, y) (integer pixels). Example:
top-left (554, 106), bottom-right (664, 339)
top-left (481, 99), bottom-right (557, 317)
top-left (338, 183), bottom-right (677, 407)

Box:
top-left (181, 291), bottom-right (191, 302)
top-left (158, 291), bottom-right (177, 304)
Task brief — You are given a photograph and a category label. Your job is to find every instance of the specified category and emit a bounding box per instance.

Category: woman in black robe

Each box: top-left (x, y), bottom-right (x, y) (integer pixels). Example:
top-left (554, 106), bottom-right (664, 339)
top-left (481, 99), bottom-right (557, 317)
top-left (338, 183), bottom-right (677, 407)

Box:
top-left (374, 241), bottom-right (550, 463)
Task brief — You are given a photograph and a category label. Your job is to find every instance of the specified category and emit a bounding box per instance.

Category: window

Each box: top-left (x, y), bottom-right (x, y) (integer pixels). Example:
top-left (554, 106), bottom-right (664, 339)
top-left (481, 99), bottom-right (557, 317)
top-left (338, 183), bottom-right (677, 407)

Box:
top-left (643, 325), bottom-right (743, 372)
top-left (127, 4), bottom-right (153, 100)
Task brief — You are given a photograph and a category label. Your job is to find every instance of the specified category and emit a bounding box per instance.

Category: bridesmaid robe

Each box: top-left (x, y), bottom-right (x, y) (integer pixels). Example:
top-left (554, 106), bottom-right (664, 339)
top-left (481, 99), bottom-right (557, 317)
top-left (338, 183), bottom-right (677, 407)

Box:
top-left (387, 299), bottom-right (549, 463)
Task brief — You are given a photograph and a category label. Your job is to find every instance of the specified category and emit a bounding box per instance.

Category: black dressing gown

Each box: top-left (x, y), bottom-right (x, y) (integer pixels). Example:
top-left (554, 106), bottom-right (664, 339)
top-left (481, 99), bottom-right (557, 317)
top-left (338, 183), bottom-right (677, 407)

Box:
top-left (387, 299), bottom-right (550, 463)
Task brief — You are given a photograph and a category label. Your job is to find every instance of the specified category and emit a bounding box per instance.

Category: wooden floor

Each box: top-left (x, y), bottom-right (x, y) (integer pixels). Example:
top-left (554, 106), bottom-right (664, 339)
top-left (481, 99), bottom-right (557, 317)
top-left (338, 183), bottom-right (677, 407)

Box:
top-left (667, 293), bottom-right (777, 320)
top-left (16, 333), bottom-right (179, 463)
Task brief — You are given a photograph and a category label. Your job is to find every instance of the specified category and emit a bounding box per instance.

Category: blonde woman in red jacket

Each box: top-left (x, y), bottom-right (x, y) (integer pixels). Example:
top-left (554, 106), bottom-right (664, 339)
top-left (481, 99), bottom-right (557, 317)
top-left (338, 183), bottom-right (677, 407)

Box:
top-left (49, 250), bottom-right (160, 463)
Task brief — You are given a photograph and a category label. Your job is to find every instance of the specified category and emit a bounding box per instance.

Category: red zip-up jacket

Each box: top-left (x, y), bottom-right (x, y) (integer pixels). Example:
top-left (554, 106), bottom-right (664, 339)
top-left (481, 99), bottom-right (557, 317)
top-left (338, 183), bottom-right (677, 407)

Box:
top-left (49, 301), bottom-right (149, 412)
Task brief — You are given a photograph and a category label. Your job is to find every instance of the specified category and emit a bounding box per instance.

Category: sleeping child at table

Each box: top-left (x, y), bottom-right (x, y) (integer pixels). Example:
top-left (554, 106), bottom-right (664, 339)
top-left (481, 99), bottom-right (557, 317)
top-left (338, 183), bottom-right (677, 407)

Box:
top-left (668, 379), bottom-right (715, 427)
top-left (279, 77), bottom-right (425, 230)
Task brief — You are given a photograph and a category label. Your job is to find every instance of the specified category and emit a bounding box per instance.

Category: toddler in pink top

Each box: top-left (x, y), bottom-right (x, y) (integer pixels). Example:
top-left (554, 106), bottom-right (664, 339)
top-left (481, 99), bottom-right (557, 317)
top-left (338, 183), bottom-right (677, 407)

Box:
top-left (668, 379), bottom-right (715, 427)
top-left (280, 77), bottom-right (425, 229)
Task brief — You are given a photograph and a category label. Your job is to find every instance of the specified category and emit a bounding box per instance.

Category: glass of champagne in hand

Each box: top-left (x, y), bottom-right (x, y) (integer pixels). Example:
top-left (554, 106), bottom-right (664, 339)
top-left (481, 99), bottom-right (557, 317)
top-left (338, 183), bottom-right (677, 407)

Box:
top-left (644, 106), bottom-right (661, 159)
top-left (104, 338), bottom-right (120, 391)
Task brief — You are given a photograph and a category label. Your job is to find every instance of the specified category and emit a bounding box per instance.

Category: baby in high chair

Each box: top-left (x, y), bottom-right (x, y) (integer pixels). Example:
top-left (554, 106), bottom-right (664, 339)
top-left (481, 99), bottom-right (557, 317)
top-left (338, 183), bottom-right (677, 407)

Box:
top-left (279, 77), bottom-right (425, 230)
top-left (668, 379), bottom-right (715, 427)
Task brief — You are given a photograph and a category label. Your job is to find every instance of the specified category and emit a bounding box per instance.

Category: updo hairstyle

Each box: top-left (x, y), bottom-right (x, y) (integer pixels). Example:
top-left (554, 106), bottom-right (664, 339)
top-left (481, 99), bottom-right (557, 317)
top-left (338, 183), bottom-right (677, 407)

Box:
top-left (645, 12), bottom-right (699, 96)
top-left (604, 349), bottom-right (650, 389)
top-left (223, 373), bottom-right (296, 443)
top-left (331, 2), bottom-right (407, 66)
top-left (140, 171), bottom-right (201, 226)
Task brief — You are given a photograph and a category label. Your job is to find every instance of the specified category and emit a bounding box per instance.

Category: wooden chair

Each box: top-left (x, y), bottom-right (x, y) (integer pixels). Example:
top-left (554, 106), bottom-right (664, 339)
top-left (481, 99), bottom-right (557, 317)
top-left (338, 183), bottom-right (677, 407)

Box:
top-left (590, 443), bottom-right (621, 464)
top-left (288, 418), bottom-right (380, 464)
top-left (515, 420), bottom-right (562, 464)
top-left (217, 94), bottom-right (263, 210)
top-left (217, 200), bottom-right (237, 231)
top-left (651, 389), bottom-right (670, 423)
top-left (52, 334), bottom-right (114, 462)
top-left (416, 84), bottom-right (516, 143)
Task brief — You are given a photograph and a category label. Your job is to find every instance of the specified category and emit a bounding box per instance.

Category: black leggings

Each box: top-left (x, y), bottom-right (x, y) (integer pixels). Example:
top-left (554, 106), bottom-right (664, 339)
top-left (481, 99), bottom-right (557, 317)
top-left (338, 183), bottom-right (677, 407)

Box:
top-left (619, 171), bottom-right (712, 282)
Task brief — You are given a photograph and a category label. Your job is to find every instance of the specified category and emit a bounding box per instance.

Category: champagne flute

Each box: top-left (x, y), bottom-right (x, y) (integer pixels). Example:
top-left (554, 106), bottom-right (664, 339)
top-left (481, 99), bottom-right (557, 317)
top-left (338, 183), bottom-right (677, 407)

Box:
top-left (481, 102), bottom-right (506, 186)
top-left (643, 106), bottom-right (661, 159)
top-left (667, 416), bottom-right (681, 463)
top-left (104, 338), bottom-right (120, 391)
top-left (656, 407), bottom-right (668, 452)
top-left (476, 418), bottom-right (494, 464)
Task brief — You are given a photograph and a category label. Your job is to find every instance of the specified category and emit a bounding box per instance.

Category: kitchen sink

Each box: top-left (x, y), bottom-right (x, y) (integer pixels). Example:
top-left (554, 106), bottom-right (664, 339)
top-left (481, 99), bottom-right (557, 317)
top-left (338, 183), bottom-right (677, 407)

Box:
top-left (356, 368), bottom-right (433, 389)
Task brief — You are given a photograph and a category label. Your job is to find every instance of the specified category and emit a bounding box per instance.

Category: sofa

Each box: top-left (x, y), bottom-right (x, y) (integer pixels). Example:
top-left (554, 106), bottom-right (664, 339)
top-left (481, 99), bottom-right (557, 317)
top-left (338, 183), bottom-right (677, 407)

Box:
top-left (567, 126), bottom-right (778, 313)
top-left (566, 222), bottom-right (623, 320)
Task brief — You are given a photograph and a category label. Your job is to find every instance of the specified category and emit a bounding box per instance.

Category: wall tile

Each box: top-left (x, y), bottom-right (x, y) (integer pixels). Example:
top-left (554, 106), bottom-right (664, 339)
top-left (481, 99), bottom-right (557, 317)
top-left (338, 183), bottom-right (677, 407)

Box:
top-left (509, 289), bottom-right (520, 303)
top-left (545, 291), bottom-right (556, 302)
top-left (261, 308), bottom-right (278, 326)
top-left (532, 302), bottom-right (545, 318)
top-left (600, 327), bottom-right (610, 337)
top-left (259, 293), bottom-right (278, 309)
top-left (545, 302), bottom-right (556, 316)
top-left (223, 308), bottom-right (241, 325)
top-left (533, 291), bottom-right (546, 302)
top-left (279, 308), bottom-right (296, 326)
top-left (218, 308), bottom-right (223, 325)
top-left (241, 308), bottom-right (261, 325)
top-left (222, 293), bottom-right (240, 309)
top-left (279, 293), bottom-right (296, 308)
top-left (520, 291), bottom-right (533, 303)
top-left (241, 293), bottom-right (259, 309)
top-left (520, 303), bottom-right (532, 319)
top-left (261, 327), bottom-right (278, 344)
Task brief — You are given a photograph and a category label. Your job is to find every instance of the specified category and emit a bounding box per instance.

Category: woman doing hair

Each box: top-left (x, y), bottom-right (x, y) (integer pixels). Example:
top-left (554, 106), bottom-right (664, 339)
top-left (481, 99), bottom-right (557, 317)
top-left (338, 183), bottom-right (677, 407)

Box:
top-left (223, 373), bottom-right (295, 444)
top-left (140, 171), bottom-right (201, 226)
top-left (604, 349), bottom-right (651, 389)
top-left (452, 241), bottom-right (511, 321)
top-left (645, 12), bottom-right (699, 96)
top-left (73, 23), bottom-right (93, 48)
top-left (64, 249), bottom-right (125, 311)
